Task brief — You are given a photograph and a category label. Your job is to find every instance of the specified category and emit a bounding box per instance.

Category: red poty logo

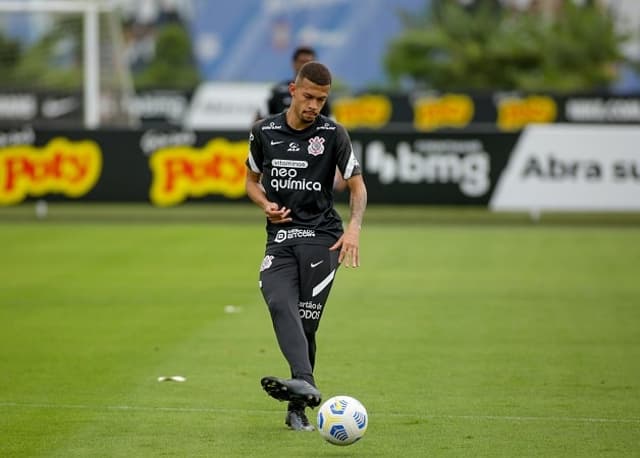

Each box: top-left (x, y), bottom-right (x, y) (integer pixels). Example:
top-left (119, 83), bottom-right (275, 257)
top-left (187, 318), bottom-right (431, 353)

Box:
top-left (308, 136), bottom-right (325, 156)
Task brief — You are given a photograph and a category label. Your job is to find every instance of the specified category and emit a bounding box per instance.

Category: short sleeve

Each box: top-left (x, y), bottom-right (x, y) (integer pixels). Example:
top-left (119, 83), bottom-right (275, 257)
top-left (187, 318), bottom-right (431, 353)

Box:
top-left (335, 125), bottom-right (361, 180)
top-left (246, 123), bottom-right (263, 173)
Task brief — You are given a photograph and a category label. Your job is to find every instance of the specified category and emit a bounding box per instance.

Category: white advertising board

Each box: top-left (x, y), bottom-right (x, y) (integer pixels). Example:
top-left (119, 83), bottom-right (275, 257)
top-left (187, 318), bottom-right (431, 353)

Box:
top-left (183, 82), bottom-right (271, 130)
top-left (490, 125), bottom-right (640, 212)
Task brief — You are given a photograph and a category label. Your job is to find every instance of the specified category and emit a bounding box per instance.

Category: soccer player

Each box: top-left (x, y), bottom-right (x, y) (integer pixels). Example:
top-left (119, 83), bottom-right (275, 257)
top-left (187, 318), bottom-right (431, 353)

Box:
top-left (245, 61), bottom-right (367, 432)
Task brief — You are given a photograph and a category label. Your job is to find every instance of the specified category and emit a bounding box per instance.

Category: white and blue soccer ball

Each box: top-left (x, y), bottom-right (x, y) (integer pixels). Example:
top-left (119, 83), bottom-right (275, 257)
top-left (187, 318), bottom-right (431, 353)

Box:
top-left (316, 395), bottom-right (368, 446)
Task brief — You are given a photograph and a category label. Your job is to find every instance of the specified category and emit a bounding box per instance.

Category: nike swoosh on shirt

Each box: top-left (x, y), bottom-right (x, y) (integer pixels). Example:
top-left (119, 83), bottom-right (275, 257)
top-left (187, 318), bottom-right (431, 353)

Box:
top-left (310, 260), bottom-right (324, 268)
top-left (270, 140), bottom-right (284, 145)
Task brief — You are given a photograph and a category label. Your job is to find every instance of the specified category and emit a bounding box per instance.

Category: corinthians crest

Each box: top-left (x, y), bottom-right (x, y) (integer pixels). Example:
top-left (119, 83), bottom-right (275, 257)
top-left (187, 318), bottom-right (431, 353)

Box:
top-left (307, 136), bottom-right (325, 156)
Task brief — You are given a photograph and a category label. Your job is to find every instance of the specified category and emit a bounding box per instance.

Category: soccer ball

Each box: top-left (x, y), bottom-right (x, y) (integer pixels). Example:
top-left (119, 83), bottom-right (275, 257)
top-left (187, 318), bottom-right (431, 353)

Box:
top-left (316, 395), bottom-right (368, 446)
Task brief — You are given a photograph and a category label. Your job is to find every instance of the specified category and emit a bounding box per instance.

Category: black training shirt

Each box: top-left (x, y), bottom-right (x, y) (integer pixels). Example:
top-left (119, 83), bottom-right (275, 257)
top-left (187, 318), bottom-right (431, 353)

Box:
top-left (246, 112), bottom-right (361, 247)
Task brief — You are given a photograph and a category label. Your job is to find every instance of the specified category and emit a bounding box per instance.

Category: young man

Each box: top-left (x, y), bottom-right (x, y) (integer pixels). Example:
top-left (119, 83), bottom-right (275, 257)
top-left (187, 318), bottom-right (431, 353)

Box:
top-left (245, 62), bottom-right (367, 431)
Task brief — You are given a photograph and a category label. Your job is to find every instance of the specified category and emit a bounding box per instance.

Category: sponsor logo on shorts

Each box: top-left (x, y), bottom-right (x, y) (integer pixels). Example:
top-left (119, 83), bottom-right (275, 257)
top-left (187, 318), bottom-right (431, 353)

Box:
top-left (274, 228), bottom-right (316, 244)
top-left (298, 300), bottom-right (323, 320)
top-left (260, 255), bottom-right (274, 271)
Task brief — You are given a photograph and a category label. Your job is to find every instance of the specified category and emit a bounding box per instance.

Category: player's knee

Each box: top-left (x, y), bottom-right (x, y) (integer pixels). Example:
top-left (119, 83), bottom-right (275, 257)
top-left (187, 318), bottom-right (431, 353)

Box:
top-left (264, 294), bottom-right (292, 314)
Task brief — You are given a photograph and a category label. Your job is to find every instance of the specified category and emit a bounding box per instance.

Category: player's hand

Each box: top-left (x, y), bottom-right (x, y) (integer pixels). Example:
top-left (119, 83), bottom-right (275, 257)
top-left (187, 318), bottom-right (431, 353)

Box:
top-left (264, 202), bottom-right (292, 224)
top-left (329, 228), bottom-right (360, 268)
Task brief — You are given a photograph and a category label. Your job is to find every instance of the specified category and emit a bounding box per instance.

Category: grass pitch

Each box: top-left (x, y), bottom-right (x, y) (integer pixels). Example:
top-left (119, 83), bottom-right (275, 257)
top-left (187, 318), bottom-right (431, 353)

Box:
top-left (1, 204), bottom-right (639, 457)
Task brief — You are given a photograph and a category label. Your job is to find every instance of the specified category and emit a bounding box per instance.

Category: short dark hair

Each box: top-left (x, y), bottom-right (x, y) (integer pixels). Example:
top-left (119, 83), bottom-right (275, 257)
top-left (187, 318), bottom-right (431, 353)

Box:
top-left (297, 61), bottom-right (332, 86)
top-left (292, 46), bottom-right (316, 62)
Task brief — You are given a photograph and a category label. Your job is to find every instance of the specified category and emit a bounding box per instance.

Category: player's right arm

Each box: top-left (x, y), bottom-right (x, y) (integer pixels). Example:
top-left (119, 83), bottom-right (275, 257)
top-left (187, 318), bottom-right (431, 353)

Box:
top-left (246, 123), bottom-right (292, 224)
top-left (245, 169), bottom-right (292, 224)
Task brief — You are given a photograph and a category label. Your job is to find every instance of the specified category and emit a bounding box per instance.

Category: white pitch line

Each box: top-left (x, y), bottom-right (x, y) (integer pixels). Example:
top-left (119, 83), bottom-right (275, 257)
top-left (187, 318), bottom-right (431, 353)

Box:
top-left (1, 402), bottom-right (639, 424)
top-left (428, 414), bottom-right (640, 424)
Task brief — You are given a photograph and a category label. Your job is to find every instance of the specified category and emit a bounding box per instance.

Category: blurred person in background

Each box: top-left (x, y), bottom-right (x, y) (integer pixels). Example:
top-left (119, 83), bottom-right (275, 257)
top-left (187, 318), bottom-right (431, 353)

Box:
top-left (267, 46), bottom-right (331, 117)
top-left (245, 61), bottom-right (367, 432)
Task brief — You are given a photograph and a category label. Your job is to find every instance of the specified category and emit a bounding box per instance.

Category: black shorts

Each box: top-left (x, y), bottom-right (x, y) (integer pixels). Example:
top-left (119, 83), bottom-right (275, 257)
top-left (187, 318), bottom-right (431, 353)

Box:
top-left (259, 244), bottom-right (340, 327)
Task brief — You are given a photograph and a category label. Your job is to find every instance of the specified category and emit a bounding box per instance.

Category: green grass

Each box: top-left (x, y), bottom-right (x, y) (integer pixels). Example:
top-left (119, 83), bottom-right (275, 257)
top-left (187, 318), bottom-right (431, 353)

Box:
top-left (1, 204), bottom-right (639, 457)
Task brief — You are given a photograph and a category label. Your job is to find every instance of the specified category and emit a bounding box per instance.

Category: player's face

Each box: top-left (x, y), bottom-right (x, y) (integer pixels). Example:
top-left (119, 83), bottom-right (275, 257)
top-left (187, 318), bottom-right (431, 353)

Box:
top-left (288, 78), bottom-right (330, 125)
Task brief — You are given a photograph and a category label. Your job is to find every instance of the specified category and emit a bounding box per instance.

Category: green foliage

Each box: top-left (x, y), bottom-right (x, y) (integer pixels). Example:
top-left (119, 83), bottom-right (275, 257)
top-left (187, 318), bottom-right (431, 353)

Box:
top-left (385, 1), bottom-right (631, 91)
top-left (9, 17), bottom-right (84, 90)
top-left (0, 33), bottom-right (20, 85)
top-left (1, 18), bottom-right (199, 90)
top-left (133, 23), bottom-right (200, 89)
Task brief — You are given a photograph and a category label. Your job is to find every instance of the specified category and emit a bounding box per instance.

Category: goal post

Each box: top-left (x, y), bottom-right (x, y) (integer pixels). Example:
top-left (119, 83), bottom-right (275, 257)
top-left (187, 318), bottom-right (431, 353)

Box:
top-left (0, 0), bottom-right (135, 128)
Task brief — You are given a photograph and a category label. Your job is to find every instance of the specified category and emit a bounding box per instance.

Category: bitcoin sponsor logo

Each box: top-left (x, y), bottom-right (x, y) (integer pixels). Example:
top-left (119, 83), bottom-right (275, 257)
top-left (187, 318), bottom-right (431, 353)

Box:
top-left (274, 230), bottom-right (287, 243)
top-left (413, 94), bottom-right (474, 131)
top-left (149, 137), bottom-right (246, 206)
top-left (0, 137), bottom-right (102, 205)
top-left (274, 228), bottom-right (316, 244)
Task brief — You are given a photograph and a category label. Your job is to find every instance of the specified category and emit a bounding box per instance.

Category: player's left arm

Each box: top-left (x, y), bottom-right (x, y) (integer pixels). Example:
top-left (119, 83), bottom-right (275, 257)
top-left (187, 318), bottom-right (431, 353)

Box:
top-left (329, 124), bottom-right (367, 267)
top-left (330, 174), bottom-right (367, 267)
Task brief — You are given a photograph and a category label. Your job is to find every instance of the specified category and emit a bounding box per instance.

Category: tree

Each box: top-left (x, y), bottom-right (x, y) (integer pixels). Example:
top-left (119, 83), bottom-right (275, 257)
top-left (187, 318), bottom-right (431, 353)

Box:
top-left (384, 0), bottom-right (632, 92)
top-left (0, 33), bottom-right (20, 86)
top-left (10, 17), bottom-right (85, 90)
top-left (133, 23), bottom-right (200, 89)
